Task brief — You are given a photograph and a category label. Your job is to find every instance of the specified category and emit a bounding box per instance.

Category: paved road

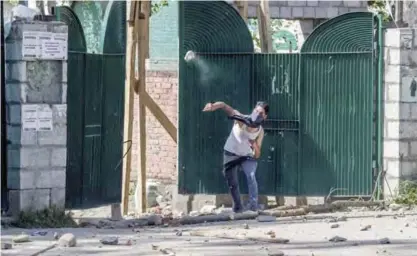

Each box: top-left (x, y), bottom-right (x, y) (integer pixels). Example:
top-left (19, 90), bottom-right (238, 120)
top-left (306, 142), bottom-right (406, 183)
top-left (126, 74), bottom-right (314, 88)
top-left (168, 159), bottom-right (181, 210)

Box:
top-left (2, 211), bottom-right (417, 256)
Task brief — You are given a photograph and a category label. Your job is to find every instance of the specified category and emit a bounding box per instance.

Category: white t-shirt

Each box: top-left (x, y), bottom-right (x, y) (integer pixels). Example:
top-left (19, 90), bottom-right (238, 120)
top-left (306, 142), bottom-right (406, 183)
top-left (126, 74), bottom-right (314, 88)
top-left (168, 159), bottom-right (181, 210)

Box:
top-left (223, 122), bottom-right (263, 157)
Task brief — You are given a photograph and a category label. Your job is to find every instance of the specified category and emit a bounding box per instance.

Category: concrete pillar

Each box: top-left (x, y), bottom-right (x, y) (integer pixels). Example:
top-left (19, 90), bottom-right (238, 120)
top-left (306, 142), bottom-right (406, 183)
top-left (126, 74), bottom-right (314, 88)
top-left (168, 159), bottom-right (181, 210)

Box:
top-left (5, 20), bottom-right (68, 215)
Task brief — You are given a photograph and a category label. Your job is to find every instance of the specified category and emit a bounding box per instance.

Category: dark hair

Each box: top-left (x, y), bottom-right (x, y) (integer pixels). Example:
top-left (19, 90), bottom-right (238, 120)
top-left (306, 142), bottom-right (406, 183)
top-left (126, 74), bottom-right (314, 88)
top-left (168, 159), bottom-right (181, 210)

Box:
top-left (256, 101), bottom-right (269, 115)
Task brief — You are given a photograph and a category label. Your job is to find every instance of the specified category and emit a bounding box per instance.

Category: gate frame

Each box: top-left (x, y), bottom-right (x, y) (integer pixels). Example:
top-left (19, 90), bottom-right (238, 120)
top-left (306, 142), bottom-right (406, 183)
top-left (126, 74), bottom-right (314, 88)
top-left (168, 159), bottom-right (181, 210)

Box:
top-left (178, 1), bottom-right (384, 199)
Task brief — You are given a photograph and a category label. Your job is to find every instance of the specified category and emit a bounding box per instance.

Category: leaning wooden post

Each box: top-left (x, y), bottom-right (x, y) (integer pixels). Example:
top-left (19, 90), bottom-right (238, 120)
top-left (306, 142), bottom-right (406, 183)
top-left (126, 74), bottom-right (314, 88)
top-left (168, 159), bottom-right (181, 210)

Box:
top-left (121, 1), bottom-right (138, 216)
top-left (257, 0), bottom-right (272, 52)
top-left (136, 0), bottom-right (151, 213)
top-left (235, 1), bottom-right (248, 22)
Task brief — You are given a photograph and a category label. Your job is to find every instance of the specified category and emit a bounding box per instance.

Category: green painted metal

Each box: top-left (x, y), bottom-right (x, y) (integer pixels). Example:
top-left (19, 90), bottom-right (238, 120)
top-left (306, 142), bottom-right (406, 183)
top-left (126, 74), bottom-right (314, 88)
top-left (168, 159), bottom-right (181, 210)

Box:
top-left (55, 3), bottom-right (126, 208)
top-left (55, 6), bottom-right (86, 52)
top-left (179, 3), bottom-right (380, 197)
top-left (375, 15), bottom-right (384, 200)
top-left (72, 1), bottom-right (104, 54)
top-left (102, 0), bottom-right (126, 53)
top-left (178, 1), bottom-right (253, 194)
top-left (299, 12), bottom-right (375, 196)
top-left (251, 54), bottom-right (300, 195)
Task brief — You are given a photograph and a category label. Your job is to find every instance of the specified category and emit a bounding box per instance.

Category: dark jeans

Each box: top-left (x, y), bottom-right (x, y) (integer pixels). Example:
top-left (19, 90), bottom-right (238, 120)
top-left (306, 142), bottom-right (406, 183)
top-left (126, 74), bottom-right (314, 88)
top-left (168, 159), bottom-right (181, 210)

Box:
top-left (223, 151), bottom-right (258, 212)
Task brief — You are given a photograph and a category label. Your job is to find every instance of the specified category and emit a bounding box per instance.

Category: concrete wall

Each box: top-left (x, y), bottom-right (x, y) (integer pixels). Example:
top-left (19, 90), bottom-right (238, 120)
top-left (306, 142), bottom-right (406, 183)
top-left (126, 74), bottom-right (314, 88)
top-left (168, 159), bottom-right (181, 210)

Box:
top-left (383, 28), bottom-right (417, 198)
top-left (5, 21), bottom-right (68, 215)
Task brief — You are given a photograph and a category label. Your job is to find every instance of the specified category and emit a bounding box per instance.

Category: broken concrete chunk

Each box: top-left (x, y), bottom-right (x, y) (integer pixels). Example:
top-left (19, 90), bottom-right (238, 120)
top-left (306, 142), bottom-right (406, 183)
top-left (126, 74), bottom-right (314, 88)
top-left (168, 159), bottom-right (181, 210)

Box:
top-left (160, 247), bottom-right (176, 255)
top-left (12, 234), bottom-right (30, 243)
top-left (268, 250), bottom-right (285, 256)
top-left (199, 205), bottom-right (216, 215)
top-left (379, 237), bottom-right (391, 244)
top-left (329, 236), bottom-right (347, 242)
top-left (330, 223), bottom-right (340, 229)
top-left (360, 225), bottom-right (372, 231)
top-left (389, 203), bottom-right (402, 211)
top-left (58, 233), bottom-right (77, 247)
top-left (100, 237), bottom-right (119, 245)
top-left (257, 215), bottom-right (276, 222)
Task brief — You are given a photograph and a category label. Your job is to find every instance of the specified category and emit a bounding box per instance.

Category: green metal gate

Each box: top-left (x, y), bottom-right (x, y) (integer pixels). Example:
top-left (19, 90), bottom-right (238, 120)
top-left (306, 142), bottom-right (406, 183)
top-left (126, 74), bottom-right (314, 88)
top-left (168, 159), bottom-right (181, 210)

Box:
top-left (178, 1), bottom-right (382, 197)
top-left (54, 2), bottom-right (126, 208)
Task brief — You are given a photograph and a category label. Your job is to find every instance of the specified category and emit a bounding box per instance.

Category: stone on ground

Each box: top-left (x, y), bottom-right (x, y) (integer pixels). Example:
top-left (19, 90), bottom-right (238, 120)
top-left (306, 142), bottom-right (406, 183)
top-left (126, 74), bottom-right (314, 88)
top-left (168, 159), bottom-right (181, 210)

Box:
top-left (329, 236), bottom-right (347, 242)
top-left (12, 234), bottom-right (30, 243)
top-left (100, 236), bottom-right (119, 245)
top-left (58, 233), bottom-right (77, 247)
top-left (360, 224), bottom-right (372, 231)
top-left (200, 205), bottom-right (216, 215)
top-left (379, 237), bottom-right (391, 244)
top-left (268, 250), bottom-right (285, 256)
top-left (330, 223), bottom-right (340, 228)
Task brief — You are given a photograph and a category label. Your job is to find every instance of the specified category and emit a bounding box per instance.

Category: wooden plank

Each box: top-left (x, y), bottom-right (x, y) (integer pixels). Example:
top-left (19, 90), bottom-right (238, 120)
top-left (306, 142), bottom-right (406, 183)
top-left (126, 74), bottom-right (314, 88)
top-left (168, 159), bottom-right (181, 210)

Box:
top-left (137, 1), bottom-right (150, 213)
top-left (121, 1), bottom-right (138, 216)
top-left (257, 0), bottom-right (272, 52)
top-left (235, 1), bottom-right (248, 22)
top-left (135, 80), bottom-right (177, 143)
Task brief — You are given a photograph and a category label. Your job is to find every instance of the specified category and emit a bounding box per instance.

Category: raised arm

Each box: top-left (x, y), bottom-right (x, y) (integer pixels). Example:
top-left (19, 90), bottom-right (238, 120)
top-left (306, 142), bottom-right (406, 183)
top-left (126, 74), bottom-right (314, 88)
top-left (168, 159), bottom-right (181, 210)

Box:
top-left (202, 101), bottom-right (240, 116)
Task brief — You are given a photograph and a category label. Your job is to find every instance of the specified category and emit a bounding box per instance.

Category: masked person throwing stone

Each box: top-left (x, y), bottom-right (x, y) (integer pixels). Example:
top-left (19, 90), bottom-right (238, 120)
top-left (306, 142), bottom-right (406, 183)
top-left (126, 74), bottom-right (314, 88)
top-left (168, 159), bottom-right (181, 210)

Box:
top-left (202, 101), bottom-right (269, 212)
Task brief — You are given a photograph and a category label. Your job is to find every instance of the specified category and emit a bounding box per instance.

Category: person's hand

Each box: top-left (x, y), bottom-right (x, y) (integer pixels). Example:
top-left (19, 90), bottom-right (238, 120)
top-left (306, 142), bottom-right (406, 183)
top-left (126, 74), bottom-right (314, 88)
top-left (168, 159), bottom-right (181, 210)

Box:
top-left (202, 102), bottom-right (213, 112)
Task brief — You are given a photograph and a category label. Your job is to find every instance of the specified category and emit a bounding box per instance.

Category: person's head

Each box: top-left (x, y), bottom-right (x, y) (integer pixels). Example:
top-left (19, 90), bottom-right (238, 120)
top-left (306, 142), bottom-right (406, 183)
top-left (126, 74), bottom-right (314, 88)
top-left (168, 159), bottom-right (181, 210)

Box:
top-left (253, 101), bottom-right (269, 120)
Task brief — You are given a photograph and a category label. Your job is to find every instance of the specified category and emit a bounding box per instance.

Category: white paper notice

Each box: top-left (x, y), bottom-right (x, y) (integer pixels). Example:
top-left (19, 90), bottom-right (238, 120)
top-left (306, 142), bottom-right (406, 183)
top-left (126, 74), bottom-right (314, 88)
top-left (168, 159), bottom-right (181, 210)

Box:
top-left (21, 105), bottom-right (38, 131)
top-left (22, 32), bottom-right (39, 59)
top-left (40, 32), bottom-right (68, 60)
top-left (21, 104), bottom-right (53, 131)
top-left (37, 105), bottom-right (53, 131)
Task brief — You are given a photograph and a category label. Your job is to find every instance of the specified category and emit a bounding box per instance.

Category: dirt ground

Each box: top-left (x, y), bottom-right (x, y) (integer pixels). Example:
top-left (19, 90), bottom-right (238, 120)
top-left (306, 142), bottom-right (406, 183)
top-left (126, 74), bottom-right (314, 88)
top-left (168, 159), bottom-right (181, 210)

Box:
top-left (2, 209), bottom-right (417, 256)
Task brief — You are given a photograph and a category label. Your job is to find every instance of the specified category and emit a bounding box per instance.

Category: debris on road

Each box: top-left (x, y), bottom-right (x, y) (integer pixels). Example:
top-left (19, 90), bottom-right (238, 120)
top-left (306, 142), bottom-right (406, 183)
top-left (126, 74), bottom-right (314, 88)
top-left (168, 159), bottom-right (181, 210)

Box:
top-left (330, 223), bottom-right (340, 228)
top-left (1, 242), bottom-right (12, 250)
top-left (379, 237), bottom-right (391, 244)
top-left (160, 247), bottom-right (176, 255)
top-left (243, 223), bottom-right (249, 229)
top-left (100, 236), bottom-right (119, 245)
top-left (12, 233), bottom-right (30, 243)
top-left (175, 230), bottom-right (182, 236)
top-left (267, 250), bottom-right (285, 256)
top-left (360, 225), bottom-right (372, 231)
top-left (58, 233), bottom-right (77, 247)
top-left (328, 236), bottom-right (347, 242)
top-left (151, 244), bottom-right (159, 250)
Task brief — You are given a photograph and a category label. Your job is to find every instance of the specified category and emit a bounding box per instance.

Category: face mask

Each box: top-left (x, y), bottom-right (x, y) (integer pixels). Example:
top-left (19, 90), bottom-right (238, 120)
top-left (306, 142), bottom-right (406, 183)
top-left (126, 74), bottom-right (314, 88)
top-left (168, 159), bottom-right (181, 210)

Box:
top-left (250, 111), bottom-right (264, 127)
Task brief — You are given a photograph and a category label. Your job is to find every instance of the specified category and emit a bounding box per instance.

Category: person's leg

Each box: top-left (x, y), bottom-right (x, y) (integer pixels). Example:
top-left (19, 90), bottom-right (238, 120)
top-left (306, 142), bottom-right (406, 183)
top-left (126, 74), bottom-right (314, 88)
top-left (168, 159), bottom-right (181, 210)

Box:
top-left (224, 165), bottom-right (243, 212)
top-left (242, 159), bottom-right (258, 211)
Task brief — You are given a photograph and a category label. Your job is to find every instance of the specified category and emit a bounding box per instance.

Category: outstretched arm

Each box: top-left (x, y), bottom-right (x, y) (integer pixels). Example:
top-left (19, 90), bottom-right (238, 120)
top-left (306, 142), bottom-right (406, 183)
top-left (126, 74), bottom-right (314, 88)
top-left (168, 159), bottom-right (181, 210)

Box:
top-left (202, 101), bottom-right (240, 116)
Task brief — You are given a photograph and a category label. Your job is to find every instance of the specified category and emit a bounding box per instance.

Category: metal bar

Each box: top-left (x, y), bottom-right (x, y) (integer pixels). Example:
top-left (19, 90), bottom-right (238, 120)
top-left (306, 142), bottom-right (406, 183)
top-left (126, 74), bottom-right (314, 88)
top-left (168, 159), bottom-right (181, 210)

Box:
top-left (0, 0), bottom-right (8, 212)
top-left (376, 15), bottom-right (383, 200)
top-left (195, 51), bottom-right (373, 56)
